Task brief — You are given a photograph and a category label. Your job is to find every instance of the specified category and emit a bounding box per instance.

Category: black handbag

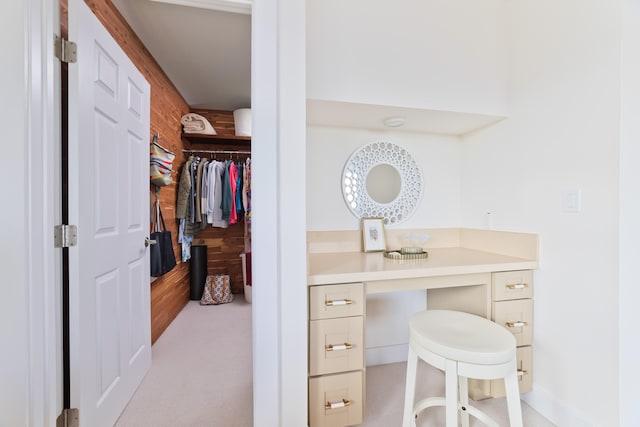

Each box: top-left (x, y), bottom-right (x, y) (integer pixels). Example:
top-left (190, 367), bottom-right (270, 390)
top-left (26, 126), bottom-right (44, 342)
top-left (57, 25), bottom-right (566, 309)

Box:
top-left (150, 199), bottom-right (177, 277)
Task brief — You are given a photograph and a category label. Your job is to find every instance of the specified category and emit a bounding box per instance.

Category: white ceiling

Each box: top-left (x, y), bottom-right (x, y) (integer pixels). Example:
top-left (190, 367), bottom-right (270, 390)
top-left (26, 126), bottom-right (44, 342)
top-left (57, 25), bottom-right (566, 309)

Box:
top-left (111, 0), bottom-right (504, 135)
top-left (111, 0), bottom-right (251, 111)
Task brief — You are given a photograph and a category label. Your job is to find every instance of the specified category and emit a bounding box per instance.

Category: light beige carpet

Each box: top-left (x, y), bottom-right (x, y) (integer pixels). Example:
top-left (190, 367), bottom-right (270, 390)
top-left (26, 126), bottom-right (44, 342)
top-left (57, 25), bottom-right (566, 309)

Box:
top-left (115, 300), bottom-right (253, 427)
top-left (116, 300), bottom-right (554, 427)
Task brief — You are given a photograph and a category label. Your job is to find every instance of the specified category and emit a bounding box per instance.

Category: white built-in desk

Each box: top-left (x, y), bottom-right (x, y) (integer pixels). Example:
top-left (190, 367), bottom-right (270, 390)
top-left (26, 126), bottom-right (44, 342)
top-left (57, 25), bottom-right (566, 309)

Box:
top-left (306, 228), bottom-right (539, 427)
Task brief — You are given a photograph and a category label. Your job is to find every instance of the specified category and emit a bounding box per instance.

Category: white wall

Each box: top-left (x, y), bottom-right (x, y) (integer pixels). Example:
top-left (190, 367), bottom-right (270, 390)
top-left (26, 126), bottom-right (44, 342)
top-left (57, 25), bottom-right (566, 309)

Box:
top-left (306, 0), bottom-right (508, 116)
top-left (1, 0), bottom-right (60, 425)
top-left (461, 1), bottom-right (622, 426)
top-left (619, 1), bottom-right (640, 425)
top-left (1, 2), bottom-right (31, 423)
top-left (306, 126), bottom-right (462, 231)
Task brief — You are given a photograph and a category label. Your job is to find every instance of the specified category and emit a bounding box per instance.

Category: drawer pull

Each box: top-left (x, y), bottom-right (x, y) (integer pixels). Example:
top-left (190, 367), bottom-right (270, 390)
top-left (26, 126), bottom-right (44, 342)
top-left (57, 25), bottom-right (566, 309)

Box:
top-left (325, 299), bottom-right (353, 307)
top-left (506, 283), bottom-right (528, 290)
top-left (517, 369), bottom-right (529, 377)
top-left (326, 343), bottom-right (353, 352)
top-left (506, 321), bottom-right (528, 328)
top-left (325, 399), bottom-right (351, 410)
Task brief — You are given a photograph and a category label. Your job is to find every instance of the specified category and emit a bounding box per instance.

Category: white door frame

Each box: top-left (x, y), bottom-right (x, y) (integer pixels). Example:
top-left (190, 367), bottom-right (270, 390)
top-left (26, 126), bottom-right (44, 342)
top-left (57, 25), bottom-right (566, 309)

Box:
top-left (251, 0), bottom-right (307, 425)
top-left (1, 0), bottom-right (62, 425)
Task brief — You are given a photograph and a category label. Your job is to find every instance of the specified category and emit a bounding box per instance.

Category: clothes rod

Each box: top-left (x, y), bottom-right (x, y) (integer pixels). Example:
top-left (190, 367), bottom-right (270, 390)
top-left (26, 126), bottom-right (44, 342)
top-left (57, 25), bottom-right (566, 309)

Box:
top-left (183, 149), bottom-right (251, 155)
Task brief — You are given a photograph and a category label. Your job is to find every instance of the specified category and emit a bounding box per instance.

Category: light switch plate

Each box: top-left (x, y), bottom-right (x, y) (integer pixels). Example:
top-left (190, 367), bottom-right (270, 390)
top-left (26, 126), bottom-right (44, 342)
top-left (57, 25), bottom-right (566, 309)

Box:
top-left (563, 188), bottom-right (581, 213)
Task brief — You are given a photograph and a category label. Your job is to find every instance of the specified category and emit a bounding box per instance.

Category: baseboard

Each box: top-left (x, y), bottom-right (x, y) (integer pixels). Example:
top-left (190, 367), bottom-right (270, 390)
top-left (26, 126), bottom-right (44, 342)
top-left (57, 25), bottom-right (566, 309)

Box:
top-left (365, 344), bottom-right (409, 366)
top-left (523, 385), bottom-right (596, 427)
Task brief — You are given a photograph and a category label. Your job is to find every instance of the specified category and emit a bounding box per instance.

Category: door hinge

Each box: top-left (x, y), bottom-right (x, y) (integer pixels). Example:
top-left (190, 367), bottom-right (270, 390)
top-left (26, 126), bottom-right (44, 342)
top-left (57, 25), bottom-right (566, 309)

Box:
top-left (54, 224), bottom-right (78, 248)
top-left (55, 35), bottom-right (77, 63)
top-left (56, 408), bottom-right (79, 427)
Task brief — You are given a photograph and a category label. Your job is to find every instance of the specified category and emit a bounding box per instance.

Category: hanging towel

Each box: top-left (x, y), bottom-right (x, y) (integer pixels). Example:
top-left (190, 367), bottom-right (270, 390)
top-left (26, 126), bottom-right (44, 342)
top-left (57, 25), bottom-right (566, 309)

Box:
top-left (181, 113), bottom-right (217, 135)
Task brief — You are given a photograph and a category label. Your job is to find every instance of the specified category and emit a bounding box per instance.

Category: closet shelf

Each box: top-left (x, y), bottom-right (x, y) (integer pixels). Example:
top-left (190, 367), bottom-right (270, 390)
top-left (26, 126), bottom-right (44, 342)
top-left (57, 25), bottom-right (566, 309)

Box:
top-left (181, 133), bottom-right (251, 145)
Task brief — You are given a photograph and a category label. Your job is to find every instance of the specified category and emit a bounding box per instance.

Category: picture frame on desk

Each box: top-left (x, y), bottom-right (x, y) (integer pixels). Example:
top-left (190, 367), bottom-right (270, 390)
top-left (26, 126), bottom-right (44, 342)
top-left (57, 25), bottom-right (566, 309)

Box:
top-left (361, 217), bottom-right (386, 252)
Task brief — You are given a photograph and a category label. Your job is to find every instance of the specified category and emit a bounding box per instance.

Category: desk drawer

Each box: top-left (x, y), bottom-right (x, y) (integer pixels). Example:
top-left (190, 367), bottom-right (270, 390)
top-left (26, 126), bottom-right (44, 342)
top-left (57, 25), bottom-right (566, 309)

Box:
top-left (309, 371), bottom-right (363, 427)
top-left (493, 270), bottom-right (533, 301)
top-left (493, 299), bottom-right (533, 346)
top-left (310, 317), bottom-right (364, 376)
top-left (492, 345), bottom-right (533, 397)
top-left (309, 283), bottom-right (364, 320)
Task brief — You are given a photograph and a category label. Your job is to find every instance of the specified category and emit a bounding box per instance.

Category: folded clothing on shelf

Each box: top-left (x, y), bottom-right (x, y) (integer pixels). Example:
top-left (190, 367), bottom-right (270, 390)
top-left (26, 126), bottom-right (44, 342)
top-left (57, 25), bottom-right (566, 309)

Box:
top-left (181, 113), bottom-right (217, 135)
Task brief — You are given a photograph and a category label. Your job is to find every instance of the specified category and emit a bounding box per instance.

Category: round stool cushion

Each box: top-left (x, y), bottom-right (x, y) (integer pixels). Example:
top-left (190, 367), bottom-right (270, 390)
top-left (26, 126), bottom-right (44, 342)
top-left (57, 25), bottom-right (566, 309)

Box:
top-left (409, 310), bottom-right (516, 365)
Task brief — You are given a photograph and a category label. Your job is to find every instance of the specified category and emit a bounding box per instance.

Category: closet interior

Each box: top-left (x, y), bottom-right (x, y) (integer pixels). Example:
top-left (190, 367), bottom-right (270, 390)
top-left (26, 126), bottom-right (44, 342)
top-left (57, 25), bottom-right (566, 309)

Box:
top-left (152, 108), bottom-right (252, 342)
top-left (179, 110), bottom-right (252, 295)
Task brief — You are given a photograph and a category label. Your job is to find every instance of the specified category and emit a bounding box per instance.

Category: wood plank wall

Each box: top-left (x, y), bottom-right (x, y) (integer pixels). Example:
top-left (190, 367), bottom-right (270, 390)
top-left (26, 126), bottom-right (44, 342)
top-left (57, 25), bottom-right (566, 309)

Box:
top-left (62, 1), bottom-right (251, 343)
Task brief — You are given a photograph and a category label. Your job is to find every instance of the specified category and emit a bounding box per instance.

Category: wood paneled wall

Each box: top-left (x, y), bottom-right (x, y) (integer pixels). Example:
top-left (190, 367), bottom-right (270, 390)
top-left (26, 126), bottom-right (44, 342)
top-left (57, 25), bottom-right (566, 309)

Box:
top-left (62, 1), bottom-right (251, 343)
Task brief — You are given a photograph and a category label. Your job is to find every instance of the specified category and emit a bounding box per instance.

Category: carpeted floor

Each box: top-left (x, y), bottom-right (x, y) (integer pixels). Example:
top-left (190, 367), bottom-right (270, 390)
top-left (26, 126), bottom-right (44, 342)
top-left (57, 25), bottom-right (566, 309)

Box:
top-left (116, 299), bottom-right (555, 427)
top-left (115, 299), bottom-right (253, 427)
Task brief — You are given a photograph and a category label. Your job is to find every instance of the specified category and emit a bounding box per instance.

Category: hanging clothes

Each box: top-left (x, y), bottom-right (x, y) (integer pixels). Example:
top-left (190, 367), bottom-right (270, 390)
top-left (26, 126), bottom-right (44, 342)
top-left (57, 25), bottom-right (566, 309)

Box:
top-left (210, 161), bottom-right (228, 228)
top-left (229, 161), bottom-right (238, 224)
top-left (177, 153), bottom-right (253, 263)
top-left (243, 157), bottom-right (252, 224)
top-left (176, 156), bottom-right (193, 219)
top-left (235, 162), bottom-right (244, 217)
top-left (176, 157), bottom-right (195, 261)
top-left (178, 154), bottom-right (251, 230)
top-left (221, 160), bottom-right (238, 224)
top-left (194, 159), bottom-right (207, 223)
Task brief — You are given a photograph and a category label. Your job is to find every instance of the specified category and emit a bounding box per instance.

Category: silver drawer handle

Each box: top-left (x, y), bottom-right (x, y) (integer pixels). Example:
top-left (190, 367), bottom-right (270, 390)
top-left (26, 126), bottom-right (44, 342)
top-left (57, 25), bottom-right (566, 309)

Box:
top-left (506, 283), bottom-right (528, 290)
top-left (325, 299), bottom-right (352, 307)
top-left (326, 343), bottom-right (353, 352)
top-left (325, 399), bottom-right (351, 410)
top-left (506, 321), bottom-right (528, 328)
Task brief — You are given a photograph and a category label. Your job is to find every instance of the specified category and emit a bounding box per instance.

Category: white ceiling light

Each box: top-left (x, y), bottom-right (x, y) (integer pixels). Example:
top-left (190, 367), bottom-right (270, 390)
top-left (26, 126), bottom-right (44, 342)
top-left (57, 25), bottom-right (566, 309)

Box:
top-left (383, 116), bottom-right (406, 128)
top-left (149, 0), bottom-right (252, 15)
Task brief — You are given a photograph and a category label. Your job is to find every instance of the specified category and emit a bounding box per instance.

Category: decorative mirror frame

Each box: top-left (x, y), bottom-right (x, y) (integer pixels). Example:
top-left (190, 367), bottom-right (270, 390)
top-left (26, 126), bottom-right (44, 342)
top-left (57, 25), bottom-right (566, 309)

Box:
top-left (342, 141), bottom-right (423, 225)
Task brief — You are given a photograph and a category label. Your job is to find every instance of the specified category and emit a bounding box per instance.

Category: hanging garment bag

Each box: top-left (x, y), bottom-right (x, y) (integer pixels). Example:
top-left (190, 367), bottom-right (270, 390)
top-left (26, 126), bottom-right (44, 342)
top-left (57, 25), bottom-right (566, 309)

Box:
top-left (150, 199), bottom-right (177, 277)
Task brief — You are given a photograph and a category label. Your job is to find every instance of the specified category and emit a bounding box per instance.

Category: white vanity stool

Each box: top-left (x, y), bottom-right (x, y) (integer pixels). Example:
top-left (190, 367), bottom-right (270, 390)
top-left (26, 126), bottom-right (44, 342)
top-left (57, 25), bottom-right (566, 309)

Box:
top-left (402, 310), bottom-right (523, 427)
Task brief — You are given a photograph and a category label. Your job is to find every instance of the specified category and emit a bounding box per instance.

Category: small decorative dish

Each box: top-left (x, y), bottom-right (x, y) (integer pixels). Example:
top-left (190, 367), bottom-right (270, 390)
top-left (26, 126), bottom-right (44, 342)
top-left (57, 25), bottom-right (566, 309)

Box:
top-left (401, 247), bottom-right (423, 254)
top-left (384, 249), bottom-right (428, 260)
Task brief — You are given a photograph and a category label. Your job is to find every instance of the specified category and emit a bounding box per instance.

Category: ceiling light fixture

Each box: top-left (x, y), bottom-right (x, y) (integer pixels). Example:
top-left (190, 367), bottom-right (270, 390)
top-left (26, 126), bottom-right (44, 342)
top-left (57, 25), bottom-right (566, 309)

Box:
top-left (383, 116), bottom-right (406, 128)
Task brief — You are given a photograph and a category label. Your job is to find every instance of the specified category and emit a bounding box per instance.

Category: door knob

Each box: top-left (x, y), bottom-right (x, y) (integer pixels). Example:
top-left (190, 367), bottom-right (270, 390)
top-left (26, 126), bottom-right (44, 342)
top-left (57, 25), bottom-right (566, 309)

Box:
top-left (145, 237), bottom-right (157, 247)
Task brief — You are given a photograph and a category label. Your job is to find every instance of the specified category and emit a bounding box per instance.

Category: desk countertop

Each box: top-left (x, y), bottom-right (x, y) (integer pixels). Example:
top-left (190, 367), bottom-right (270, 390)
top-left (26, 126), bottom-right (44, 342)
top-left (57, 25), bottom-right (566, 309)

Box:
top-left (307, 247), bottom-right (538, 286)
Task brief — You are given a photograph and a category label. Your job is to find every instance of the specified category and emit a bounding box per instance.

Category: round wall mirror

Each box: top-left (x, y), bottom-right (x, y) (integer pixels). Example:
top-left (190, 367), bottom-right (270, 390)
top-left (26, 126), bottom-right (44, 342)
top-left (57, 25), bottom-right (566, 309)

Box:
top-left (365, 164), bottom-right (401, 204)
top-left (342, 141), bottom-right (423, 224)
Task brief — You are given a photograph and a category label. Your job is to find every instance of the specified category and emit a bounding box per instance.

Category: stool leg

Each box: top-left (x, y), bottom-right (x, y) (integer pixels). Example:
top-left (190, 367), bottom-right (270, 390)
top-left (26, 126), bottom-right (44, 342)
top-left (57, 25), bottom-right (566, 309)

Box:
top-left (445, 359), bottom-right (458, 427)
top-left (459, 376), bottom-right (469, 427)
top-left (504, 368), bottom-right (523, 427)
top-left (402, 345), bottom-right (419, 427)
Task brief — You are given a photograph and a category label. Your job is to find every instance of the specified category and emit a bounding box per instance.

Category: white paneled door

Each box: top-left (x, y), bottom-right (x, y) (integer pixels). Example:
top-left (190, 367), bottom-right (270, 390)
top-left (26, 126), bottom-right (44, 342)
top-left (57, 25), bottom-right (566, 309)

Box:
top-left (67, 1), bottom-right (151, 426)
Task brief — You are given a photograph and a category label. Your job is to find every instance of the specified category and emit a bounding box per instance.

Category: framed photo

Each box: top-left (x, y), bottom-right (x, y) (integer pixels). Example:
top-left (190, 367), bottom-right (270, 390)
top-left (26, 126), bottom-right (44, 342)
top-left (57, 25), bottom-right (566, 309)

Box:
top-left (361, 217), bottom-right (386, 252)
